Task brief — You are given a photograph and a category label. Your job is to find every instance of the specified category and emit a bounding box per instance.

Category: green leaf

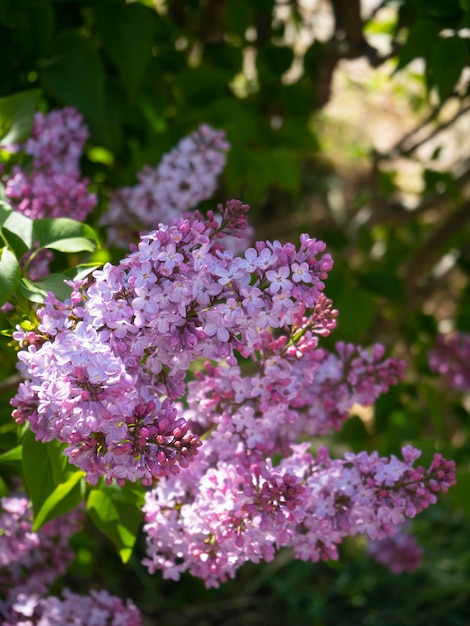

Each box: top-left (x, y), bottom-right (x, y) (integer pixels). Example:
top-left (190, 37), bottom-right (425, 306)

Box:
top-left (1, 210), bottom-right (34, 257)
top-left (96, 2), bottom-right (153, 99)
top-left (22, 429), bottom-right (85, 529)
top-left (32, 470), bottom-right (85, 531)
top-left (0, 444), bottom-right (22, 466)
top-left (333, 286), bottom-right (378, 343)
top-left (449, 466), bottom-right (470, 520)
top-left (19, 274), bottom-right (73, 303)
top-left (64, 262), bottom-right (103, 281)
top-left (33, 217), bottom-right (99, 250)
top-left (269, 150), bottom-right (302, 195)
top-left (41, 236), bottom-right (97, 253)
top-left (396, 18), bottom-right (442, 71)
top-left (358, 270), bottom-right (403, 299)
top-left (428, 35), bottom-right (468, 101)
top-left (0, 247), bottom-right (20, 307)
top-left (0, 200), bottom-right (13, 224)
top-left (223, 0), bottom-right (255, 37)
top-left (0, 90), bottom-right (39, 145)
top-left (87, 481), bottom-right (145, 563)
top-left (40, 30), bottom-right (106, 141)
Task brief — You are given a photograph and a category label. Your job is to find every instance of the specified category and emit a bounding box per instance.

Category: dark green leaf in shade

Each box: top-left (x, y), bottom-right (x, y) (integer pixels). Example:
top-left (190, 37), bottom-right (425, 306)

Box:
top-left (87, 481), bottom-right (145, 563)
top-left (330, 287), bottom-right (378, 343)
top-left (223, 0), bottom-right (255, 38)
top-left (0, 247), bottom-right (20, 307)
top-left (22, 429), bottom-right (85, 531)
top-left (428, 35), bottom-right (468, 101)
top-left (19, 274), bottom-right (73, 303)
top-left (96, 2), bottom-right (153, 100)
top-left (0, 209), bottom-right (34, 257)
top-left (40, 30), bottom-right (106, 141)
top-left (358, 270), bottom-right (403, 299)
top-left (396, 18), bottom-right (442, 71)
top-left (0, 444), bottom-right (22, 466)
top-left (449, 466), bottom-right (470, 521)
top-left (0, 90), bottom-right (39, 145)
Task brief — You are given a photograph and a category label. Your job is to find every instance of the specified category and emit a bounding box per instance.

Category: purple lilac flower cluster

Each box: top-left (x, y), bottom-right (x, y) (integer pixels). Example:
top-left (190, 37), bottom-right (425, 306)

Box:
top-left (428, 331), bottom-right (470, 392)
top-left (101, 124), bottom-right (236, 247)
top-left (0, 497), bottom-right (142, 626)
top-left (10, 200), bottom-right (332, 484)
top-left (367, 523), bottom-right (423, 574)
top-left (3, 107), bottom-right (97, 222)
top-left (10, 201), bottom-right (455, 585)
top-left (1, 590), bottom-right (142, 626)
top-left (143, 436), bottom-right (454, 586)
top-left (0, 496), bottom-right (81, 597)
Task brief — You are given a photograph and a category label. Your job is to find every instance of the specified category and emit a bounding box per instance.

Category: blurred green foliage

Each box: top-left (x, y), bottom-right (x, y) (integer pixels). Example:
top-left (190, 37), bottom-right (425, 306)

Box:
top-left (0, 0), bottom-right (470, 624)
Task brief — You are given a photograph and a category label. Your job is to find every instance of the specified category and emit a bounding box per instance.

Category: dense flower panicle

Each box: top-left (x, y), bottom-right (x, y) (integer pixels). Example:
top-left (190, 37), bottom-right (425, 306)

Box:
top-left (184, 338), bottom-right (404, 455)
top-left (18, 108), bottom-right (89, 173)
top-left (0, 496), bottom-right (82, 597)
top-left (0, 497), bottom-right (140, 625)
top-left (12, 201), bottom-right (334, 484)
top-left (428, 331), bottom-right (470, 391)
top-left (0, 589), bottom-right (142, 626)
top-left (142, 444), bottom-right (455, 586)
top-left (366, 524), bottom-right (423, 574)
top-left (9, 195), bottom-right (455, 584)
top-left (3, 107), bottom-right (96, 222)
top-left (102, 124), bottom-right (232, 246)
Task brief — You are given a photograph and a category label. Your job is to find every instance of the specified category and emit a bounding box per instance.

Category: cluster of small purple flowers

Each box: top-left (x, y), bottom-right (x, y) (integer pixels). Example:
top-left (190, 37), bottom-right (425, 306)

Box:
top-left (3, 107), bottom-right (97, 222)
top-left (143, 439), bottom-right (454, 586)
top-left (11, 199), bottom-right (331, 484)
top-left (101, 124), bottom-right (235, 247)
top-left (367, 523), bottom-right (423, 574)
top-left (428, 331), bottom-right (470, 392)
top-left (11, 200), bottom-right (456, 586)
top-left (0, 495), bottom-right (80, 597)
top-left (0, 496), bottom-right (142, 626)
top-left (1, 589), bottom-right (142, 626)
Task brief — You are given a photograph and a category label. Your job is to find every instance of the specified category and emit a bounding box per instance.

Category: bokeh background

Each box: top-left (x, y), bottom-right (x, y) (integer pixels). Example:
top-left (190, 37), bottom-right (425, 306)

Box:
top-left (0, 0), bottom-right (469, 624)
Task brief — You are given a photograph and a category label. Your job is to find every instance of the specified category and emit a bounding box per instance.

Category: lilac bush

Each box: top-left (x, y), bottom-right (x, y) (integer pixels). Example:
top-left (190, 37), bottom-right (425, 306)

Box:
top-left (10, 198), bottom-right (455, 587)
top-left (3, 108), bottom-right (97, 222)
top-left (102, 124), bottom-right (231, 247)
top-left (0, 102), bottom-right (458, 620)
top-left (428, 332), bottom-right (470, 392)
top-left (0, 496), bottom-right (81, 597)
top-left (0, 497), bottom-right (142, 626)
top-left (367, 524), bottom-right (423, 574)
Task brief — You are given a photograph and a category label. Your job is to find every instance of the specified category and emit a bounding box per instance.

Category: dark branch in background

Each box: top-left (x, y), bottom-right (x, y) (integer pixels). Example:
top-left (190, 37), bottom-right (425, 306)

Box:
top-left (311, 0), bottom-right (385, 108)
top-left (198, 0), bottom-right (226, 43)
top-left (403, 200), bottom-right (470, 308)
top-left (377, 98), bottom-right (470, 160)
top-left (366, 166), bottom-right (470, 227)
top-left (330, 0), bottom-right (373, 59)
top-left (366, 94), bottom-right (470, 227)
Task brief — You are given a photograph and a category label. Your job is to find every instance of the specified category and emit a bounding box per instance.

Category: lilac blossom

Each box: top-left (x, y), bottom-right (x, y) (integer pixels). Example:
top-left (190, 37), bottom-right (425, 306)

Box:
top-left (13, 199), bottom-right (334, 484)
top-left (428, 331), bottom-right (470, 391)
top-left (9, 198), bottom-right (456, 585)
top-left (102, 124), bottom-right (232, 246)
top-left (0, 497), bottom-right (141, 625)
top-left (366, 523), bottom-right (423, 574)
top-left (142, 444), bottom-right (454, 587)
top-left (3, 107), bottom-right (97, 222)
top-left (0, 589), bottom-right (142, 626)
top-left (0, 496), bottom-right (82, 597)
